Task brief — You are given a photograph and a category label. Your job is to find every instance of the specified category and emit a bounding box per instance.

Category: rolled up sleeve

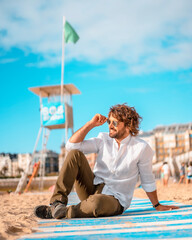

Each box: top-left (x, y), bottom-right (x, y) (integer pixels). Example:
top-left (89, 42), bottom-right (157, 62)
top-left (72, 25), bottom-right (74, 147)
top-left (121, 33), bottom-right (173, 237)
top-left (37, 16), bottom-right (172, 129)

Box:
top-left (66, 137), bottom-right (102, 154)
top-left (138, 143), bottom-right (156, 192)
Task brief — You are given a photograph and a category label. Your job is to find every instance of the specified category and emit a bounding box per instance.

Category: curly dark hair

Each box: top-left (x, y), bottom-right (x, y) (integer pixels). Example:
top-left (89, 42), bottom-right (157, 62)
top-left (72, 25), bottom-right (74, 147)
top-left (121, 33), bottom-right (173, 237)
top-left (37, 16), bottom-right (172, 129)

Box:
top-left (108, 103), bottom-right (142, 136)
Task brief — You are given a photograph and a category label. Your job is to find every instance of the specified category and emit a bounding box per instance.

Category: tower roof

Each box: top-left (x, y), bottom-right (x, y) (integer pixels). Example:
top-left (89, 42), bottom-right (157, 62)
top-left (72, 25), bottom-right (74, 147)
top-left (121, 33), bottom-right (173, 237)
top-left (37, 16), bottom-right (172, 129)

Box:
top-left (29, 84), bottom-right (81, 98)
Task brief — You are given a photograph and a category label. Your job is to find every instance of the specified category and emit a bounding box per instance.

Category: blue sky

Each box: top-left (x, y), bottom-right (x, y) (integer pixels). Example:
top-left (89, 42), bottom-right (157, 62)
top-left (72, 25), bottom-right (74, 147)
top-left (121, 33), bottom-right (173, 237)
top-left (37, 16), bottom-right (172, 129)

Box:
top-left (0, 0), bottom-right (192, 154)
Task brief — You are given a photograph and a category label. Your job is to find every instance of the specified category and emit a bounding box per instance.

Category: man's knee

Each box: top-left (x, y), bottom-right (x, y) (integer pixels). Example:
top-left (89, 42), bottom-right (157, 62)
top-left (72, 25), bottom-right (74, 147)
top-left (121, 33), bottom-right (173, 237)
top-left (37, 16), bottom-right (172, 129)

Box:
top-left (63, 149), bottom-right (88, 169)
top-left (65, 149), bottom-right (84, 162)
top-left (88, 194), bottom-right (106, 217)
top-left (67, 149), bottom-right (83, 157)
top-left (87, 194), bottom-right (122, 217)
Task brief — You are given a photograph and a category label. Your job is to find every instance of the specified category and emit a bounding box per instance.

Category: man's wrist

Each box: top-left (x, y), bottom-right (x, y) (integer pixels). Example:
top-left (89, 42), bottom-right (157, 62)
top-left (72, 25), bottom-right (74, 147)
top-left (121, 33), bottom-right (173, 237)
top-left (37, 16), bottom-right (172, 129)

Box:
top-left (153, 202), bottom-right (160, 208)
top-left (87, 121), bottom-right (97, 131)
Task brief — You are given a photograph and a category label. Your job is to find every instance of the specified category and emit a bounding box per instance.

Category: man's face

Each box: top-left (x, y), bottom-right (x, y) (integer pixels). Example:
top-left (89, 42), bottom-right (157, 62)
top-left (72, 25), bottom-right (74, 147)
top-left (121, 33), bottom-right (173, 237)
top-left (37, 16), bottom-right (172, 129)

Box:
top-left (107, 114), bottom-right (130, 140)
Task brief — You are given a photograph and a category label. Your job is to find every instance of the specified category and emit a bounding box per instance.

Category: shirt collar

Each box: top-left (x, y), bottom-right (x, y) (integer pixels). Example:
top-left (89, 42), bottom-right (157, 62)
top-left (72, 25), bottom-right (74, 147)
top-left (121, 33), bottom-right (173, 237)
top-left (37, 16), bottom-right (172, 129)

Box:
top-left (114, 134), bottom-right (132, 146)
top-left (120, 134), bottom-right (131, 145)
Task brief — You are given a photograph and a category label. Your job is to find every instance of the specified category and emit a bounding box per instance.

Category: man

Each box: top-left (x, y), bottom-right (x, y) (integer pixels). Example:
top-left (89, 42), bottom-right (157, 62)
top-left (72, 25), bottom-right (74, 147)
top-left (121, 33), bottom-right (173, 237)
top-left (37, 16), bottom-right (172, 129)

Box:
top-left (35, 104), bottom-right (178, 219)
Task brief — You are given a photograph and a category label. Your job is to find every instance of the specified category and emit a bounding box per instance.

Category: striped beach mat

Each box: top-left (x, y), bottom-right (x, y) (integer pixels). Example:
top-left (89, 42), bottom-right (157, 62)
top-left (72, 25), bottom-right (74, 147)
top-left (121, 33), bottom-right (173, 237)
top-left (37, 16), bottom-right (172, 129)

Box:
top-left (20, 192), bottom-right (192, 240)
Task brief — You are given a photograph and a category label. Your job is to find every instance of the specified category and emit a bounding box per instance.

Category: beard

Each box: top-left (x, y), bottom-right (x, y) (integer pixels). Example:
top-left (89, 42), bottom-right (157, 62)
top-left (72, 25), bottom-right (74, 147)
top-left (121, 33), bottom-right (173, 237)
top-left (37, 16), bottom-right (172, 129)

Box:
top-left (109, 128), bottom-right (118, 138)
top-left (109, 127), bottom-right (127, 140)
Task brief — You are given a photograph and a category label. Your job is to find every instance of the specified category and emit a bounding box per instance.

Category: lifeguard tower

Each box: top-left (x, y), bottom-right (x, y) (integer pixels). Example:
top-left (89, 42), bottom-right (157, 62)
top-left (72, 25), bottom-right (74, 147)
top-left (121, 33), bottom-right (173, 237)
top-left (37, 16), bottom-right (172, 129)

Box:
top-left (15, 84), bottom-right (80, 193)
top-left (15, 17), bottom-right (80, 193)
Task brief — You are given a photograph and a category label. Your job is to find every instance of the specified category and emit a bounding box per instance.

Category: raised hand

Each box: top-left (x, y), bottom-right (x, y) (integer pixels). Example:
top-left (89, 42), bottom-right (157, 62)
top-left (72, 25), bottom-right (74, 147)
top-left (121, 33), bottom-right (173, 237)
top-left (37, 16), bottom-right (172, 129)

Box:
top-left (69, 114), bottom-right (107, 143)
top-left (90, 114), bottom-right (107, 127)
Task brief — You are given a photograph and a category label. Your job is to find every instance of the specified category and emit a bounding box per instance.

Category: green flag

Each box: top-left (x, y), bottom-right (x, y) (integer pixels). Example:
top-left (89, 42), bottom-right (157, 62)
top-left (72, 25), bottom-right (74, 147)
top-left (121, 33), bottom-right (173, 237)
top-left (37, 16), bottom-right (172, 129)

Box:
top-left (64, 21), bottom-right (79, 44)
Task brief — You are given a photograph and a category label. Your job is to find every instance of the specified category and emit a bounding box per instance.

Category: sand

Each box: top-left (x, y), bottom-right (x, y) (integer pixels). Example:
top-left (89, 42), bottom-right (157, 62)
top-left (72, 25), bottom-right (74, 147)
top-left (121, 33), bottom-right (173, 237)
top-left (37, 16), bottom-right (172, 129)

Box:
top-left (0, 191), bottom-right (51, 240)
top-left (133, 180), bottom-right (192, 205)
top-left (0, 181), bottom-right (192, 240)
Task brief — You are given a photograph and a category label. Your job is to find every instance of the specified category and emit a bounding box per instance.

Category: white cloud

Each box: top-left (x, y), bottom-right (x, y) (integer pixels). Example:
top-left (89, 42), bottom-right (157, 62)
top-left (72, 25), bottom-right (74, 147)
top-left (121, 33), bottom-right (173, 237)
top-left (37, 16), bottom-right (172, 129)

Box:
top-left (0, 0), bottom-right (192, 74)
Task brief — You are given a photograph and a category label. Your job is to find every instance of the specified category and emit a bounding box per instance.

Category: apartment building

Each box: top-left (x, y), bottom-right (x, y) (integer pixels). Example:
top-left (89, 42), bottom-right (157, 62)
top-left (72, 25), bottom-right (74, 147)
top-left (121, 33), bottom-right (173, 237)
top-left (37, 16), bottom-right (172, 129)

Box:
top-left (18, 153), bottom-right (32, 172)
top-left (32, 150), bottom-right (59, 175)
top-left (0, 154), bottom-right (18, 177)
top-left (0, 150), bottom-right (59, 177)
top-left (140, 122), bottom-right (192, 163)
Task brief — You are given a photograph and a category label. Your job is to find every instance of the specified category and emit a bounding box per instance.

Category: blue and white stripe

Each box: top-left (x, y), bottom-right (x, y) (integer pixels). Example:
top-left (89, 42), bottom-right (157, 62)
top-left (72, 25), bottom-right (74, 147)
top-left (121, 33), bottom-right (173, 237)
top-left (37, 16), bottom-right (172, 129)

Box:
top-left (19, 192), bottom-right (192, 240)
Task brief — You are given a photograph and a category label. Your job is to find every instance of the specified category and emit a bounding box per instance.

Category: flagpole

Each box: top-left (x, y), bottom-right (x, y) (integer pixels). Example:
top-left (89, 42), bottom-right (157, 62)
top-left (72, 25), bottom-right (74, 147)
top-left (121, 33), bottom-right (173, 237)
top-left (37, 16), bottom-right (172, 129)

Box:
top-left (60, 17), bottom-right (79, 147)
top-left (61, 16), bottom-right (68, 147)
top-left (61, 16), bottom-right (65, 102)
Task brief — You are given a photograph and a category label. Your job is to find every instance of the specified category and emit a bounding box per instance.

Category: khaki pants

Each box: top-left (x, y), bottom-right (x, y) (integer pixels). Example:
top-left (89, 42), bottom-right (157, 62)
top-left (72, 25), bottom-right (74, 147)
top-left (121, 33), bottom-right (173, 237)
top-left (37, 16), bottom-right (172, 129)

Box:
top-left (50, 149), bottom-right (123, 218)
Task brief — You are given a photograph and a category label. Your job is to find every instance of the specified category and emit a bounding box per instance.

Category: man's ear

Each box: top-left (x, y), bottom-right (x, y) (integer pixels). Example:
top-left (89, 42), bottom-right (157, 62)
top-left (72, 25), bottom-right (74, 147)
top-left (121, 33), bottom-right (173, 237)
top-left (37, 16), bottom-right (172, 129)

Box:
top-left (126, 126), bottom-right (130, 134)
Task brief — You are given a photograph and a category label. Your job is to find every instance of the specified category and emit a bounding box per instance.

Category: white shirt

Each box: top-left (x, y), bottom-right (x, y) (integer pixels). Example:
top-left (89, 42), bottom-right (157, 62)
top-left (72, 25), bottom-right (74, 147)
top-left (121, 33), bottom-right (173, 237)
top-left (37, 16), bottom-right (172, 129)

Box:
top-left (66, 132), bottom-right (156, 210)
top-left (162, 164), bottom-right (169, 175)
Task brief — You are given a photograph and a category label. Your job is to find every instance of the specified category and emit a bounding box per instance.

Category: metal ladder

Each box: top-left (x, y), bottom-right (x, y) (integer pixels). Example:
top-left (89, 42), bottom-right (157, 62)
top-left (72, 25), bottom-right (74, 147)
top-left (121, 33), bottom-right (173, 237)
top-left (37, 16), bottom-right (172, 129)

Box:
top-left (15, 127), bottom-right (50, 193)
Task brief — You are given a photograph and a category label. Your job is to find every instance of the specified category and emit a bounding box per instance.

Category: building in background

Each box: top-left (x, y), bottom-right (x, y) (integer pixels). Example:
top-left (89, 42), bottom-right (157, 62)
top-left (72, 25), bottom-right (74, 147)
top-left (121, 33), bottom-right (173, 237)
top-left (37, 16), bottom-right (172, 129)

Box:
top-left (32, 150), bottom-right (59, 175)
top-left (0, 150), bottom-right (59, 177)
top-left (18, 151), bottom-right (59, 175)
top-left (140, 122), bottom-right (192, 178)
top-left (18, 153), bottom-right (32, 173)
top-left (0, 153), bottom-right (18, 177)
top-left (140, 123), bottom-right (192, 163)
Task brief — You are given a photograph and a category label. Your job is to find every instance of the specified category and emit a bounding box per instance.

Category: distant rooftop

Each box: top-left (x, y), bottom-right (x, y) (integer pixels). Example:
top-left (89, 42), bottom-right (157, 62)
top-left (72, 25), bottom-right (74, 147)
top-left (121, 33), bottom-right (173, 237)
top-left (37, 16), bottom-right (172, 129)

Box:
top-left (139, 131), bottom-right (154, 137)
top-left (154, 122), bottom-right (192, 134)
top-left (140, 122), bottom-right (192, 137)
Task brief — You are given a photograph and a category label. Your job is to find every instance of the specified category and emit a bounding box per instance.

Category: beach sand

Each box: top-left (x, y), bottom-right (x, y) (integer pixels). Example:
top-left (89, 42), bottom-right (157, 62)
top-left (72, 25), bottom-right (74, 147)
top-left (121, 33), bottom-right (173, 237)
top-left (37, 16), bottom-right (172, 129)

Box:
top-left (133, 180), bottom-right (192, 205)
top-left (0, 181), bottom-right (192, 240)
top-left (0, 191), bottom-right (51, 240)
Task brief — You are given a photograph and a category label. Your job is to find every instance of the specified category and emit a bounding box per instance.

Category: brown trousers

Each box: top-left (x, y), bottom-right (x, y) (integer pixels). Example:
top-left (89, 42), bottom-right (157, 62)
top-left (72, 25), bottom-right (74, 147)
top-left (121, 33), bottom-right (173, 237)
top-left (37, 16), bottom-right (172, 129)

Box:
top-left (50, 149), bottom-right (123, 218)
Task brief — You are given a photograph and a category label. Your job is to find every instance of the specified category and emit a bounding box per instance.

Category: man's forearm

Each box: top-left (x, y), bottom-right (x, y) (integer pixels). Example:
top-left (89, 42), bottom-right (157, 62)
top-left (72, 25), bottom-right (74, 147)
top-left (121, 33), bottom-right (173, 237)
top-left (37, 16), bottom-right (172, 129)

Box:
top-left (146, 190), bottom-right (179, 211)
top-left (146, 190), bottom-right (159, 207)
top-left (69, 121), bottom-right (94, 143)
top-left (69, 114), bottom-right (107, 143)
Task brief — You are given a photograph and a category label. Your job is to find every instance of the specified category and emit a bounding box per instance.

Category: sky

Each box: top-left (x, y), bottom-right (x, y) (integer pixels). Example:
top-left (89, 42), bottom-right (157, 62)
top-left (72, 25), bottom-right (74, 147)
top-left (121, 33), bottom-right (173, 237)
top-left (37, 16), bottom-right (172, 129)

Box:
top-left (0, 0), bottom-right (192, 154)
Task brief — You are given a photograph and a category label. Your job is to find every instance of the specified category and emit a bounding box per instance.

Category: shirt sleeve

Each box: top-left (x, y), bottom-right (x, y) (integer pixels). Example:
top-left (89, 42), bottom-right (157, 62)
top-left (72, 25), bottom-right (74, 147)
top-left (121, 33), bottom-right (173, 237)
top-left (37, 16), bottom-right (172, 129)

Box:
top-left (66, 134), bottom-right (103, 154)
top-left (138, 143), bottom-right (156, 192)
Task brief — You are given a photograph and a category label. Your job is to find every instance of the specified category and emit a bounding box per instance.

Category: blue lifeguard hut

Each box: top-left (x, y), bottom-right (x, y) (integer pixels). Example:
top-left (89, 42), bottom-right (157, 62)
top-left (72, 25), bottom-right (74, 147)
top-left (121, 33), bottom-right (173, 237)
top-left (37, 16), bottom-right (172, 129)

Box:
top-left (15, 84), bottom-right (81, 193)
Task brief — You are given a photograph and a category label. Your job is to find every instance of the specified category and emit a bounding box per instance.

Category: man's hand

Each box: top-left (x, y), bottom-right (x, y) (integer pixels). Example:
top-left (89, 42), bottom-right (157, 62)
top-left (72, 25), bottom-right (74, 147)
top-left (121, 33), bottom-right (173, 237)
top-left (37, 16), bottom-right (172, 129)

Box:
top-left (90, 114), bottom-right (107, 127)
top-left (146, 190), bottom-right (179, 212)
top-left (155, 204), bottom-right (179, 211)
top-left (69, 114), bottom-right (107, 143)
